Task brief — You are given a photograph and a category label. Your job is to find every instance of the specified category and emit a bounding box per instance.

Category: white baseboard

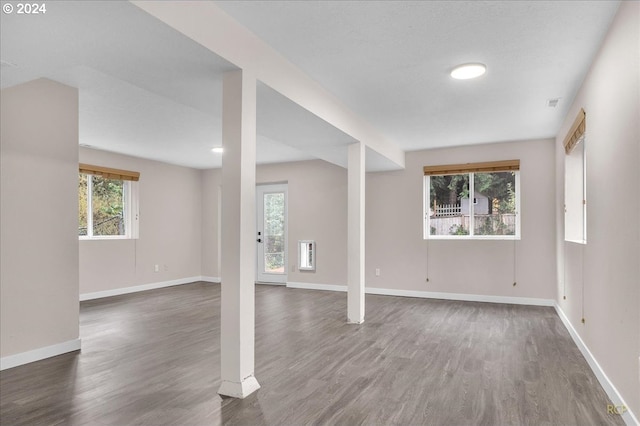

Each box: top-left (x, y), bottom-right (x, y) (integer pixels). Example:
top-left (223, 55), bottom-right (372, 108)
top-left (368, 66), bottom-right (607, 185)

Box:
top-left (366, 287), bottom-right (555, 307)
top-left (205, 278), bottom-right (286, 286)
top-left (206, 278), bottom-right (284, 286)
top-left (80, 276), bottom-right (204, 301)
top-left (287, 282), bottom-right (347, 292)
top-left (555, 304), bottom-right (638, 426)
top-left (286, 282), bottom-right (554, 307)
top-left (1, 339), bottom-right (81, 371)
top-left (218, 376), bottom-right (261, 399)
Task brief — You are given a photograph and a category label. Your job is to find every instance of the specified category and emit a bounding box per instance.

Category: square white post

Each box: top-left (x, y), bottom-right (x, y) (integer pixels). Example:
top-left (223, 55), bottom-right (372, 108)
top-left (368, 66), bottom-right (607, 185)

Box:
top-left (347, 142), bottom-right (365, 324)
top-left (218, 70), bottom-right (260, 398)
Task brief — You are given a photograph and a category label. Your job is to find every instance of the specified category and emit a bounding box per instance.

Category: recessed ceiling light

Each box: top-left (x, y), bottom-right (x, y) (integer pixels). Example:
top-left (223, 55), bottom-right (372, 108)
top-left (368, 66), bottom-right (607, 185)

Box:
top-left (450, 63), bottom-right (487, 80)
top-left (211, 147), bottom-right (224, 153)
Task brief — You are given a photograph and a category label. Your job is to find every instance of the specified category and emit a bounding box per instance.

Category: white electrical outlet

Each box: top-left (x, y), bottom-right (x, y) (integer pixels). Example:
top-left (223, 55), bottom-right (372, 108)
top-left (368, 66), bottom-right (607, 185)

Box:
top-left (375, 268), bottom-right (380, 277)
top-left (154, 264), bottom-right (159, 272)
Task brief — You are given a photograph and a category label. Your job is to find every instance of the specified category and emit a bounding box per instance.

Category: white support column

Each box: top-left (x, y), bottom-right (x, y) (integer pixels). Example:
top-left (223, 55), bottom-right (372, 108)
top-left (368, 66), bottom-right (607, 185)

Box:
top-left (218, 70), bottom-right (260, 399)
top-left (347, 142), bottom-right (365, 324)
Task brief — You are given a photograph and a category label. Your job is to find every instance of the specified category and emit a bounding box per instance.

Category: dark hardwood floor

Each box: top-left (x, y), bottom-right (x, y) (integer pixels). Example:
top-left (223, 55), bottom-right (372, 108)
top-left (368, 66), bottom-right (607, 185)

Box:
top-left (1, 282), bottom-right (623, 425)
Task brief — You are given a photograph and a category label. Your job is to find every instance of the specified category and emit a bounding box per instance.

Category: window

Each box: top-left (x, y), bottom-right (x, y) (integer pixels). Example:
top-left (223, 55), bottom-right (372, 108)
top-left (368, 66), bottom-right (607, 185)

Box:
top-left (78, 164), bottom-right (139, 239)
top-left (564, 108), bottom-right (586, 243)
top-left (424, 160), bottom-right (520, 239)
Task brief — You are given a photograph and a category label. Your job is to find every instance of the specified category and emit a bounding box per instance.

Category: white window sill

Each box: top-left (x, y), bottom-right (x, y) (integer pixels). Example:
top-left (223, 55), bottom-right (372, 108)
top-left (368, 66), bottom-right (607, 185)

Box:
top-left (79, 236), bottom-right (134, 241)
top-left (425, 236), bottom-right (521, 241)
top-left (565, 239), bottom-right (587, 245)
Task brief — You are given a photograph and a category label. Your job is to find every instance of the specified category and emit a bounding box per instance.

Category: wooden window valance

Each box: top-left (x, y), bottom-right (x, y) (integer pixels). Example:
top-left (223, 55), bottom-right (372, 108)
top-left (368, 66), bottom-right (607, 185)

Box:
top-left (79, 163), bottom-right (140, 181)
top-left (423, 160), bottom-right (520, 176)
top-left (564, 108), bottom-right (586, 154)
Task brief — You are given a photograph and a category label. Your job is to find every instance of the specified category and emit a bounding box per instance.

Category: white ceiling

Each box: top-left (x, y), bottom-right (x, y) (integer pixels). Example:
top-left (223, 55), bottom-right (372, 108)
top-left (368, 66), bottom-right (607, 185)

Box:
top-left (216, 0), bottom-right (620, 150)
top-left (1, 1), bottom-right (620, 170)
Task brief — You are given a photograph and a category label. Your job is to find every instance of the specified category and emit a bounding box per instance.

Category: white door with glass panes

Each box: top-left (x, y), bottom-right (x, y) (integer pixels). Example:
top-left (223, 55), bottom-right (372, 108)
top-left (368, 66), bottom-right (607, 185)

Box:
top-left (256, 184), bottom-right (287, 283)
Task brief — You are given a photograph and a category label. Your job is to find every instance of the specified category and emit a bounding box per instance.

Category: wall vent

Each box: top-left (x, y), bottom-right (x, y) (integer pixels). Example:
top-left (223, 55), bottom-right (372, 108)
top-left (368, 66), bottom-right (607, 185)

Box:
top-left (0, 60), bottom-right (17, 69)
top-left (547, 98), bottom-right (560, 108)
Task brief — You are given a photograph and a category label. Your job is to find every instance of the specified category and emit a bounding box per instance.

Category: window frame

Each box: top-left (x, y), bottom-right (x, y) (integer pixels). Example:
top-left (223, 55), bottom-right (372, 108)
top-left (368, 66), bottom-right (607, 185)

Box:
top-left (564, 136), bottom-right (587, 244)
top-left (79, 172), bottom-right (139, 240)
top-left (423, 170), bottom-right (521, 241)
top-left (563, 108), bottom-right (587, 245)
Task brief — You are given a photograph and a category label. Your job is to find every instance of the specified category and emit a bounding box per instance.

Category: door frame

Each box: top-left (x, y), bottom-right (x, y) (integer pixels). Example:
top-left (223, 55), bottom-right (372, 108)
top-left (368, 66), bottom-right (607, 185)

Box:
top-left (256, 183), bottom-right (288, 284)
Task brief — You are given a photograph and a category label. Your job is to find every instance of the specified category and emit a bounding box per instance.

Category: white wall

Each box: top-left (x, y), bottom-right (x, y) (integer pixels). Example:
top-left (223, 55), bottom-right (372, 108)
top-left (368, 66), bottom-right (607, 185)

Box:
top-left (366, 139), bottom-right (557, 300)
top-left (79, 147), bottom-right (203, 295)
top-left (202, 160), bottom-right (348, 285)
top-left (201, 169), bottom-right (220, 280)
top-left (202, 140), bottom-right (556, 303)
top-left (259, 161), bottom-right (348, 285)
top-left (1, 79), bottom-right (79, 357)
top-left (555, 1), bottom-right (639, 417)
